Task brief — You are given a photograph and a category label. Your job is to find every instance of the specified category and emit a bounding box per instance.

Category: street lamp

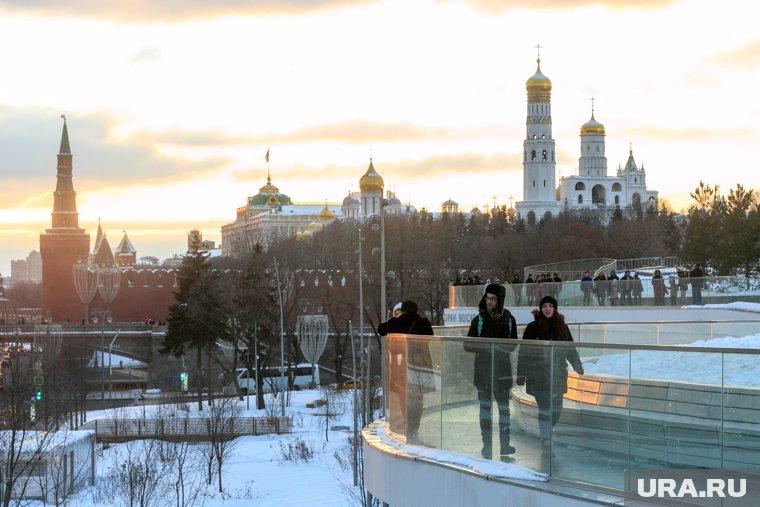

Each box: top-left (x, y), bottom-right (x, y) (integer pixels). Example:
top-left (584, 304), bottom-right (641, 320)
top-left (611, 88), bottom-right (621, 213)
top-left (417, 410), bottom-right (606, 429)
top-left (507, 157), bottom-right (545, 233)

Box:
top-left (108, 330), bottom-right (121, 394)
top-left (91, 308), bottom-right (112, 408)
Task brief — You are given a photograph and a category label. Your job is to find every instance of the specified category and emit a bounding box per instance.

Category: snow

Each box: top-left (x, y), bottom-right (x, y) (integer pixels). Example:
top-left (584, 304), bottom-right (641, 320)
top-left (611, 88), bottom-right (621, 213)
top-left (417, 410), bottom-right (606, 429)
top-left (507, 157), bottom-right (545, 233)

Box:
top-left (583, 303), bottom-right (760, 386)
top-left (375, 426), bottom-right (546, 482)
top-left (50, 389), bottom-right (360, 507)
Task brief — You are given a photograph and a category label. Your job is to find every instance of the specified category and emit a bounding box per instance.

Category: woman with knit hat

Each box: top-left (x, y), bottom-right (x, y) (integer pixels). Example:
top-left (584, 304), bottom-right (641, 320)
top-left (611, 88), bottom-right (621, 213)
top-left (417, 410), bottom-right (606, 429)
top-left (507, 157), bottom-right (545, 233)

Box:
top-left (516, 295), bottom-right (584, 451)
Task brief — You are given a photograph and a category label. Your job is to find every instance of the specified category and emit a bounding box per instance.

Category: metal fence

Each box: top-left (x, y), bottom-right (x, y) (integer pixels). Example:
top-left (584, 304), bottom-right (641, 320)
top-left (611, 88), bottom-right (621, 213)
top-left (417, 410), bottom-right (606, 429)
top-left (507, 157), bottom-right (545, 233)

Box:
top-left (81, 416), bottom-right (292, 442)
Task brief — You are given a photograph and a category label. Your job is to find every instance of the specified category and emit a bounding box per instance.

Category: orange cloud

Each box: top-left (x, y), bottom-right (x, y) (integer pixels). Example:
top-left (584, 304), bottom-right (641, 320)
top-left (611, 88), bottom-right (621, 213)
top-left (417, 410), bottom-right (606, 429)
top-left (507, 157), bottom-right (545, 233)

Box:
top-left (0, 0), bottom-right (378, 21)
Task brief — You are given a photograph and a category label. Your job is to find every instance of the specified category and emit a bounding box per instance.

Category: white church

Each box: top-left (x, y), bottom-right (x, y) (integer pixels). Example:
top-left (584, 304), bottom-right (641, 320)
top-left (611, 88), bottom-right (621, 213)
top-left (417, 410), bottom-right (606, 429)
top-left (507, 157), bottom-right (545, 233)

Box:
top-left (515, 56), bottom-right (658, 224)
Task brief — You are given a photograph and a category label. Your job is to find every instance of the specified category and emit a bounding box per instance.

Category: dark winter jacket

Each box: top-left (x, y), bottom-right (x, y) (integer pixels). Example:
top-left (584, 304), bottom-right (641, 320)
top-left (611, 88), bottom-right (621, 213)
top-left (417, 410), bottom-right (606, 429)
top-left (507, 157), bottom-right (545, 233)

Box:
top-left (517, 313), bottom-right (582, 396)
top-left (464, 285), bottom-right (518, 389)
top-left (378, 312), bottom-right (433, 367)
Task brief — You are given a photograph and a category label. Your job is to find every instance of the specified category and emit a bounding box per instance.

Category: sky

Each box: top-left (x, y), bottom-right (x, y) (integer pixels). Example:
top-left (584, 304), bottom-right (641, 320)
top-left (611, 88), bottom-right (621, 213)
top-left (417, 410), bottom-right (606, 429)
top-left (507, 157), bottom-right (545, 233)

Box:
top-left (1, 0), bottom-right (759, 276)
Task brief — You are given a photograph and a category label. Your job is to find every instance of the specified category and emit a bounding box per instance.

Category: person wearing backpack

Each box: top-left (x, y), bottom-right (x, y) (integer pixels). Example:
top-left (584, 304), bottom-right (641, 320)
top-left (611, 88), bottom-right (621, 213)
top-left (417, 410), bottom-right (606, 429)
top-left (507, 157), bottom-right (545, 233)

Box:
top-left (464, 283), bottom-right (518, 461)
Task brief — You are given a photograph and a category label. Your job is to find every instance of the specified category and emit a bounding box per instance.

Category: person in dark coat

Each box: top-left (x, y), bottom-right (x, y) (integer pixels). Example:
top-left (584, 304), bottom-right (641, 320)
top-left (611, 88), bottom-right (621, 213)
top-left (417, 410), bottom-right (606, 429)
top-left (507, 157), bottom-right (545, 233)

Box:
top-left (378, 300), bottom-right (434, 442)
top-left (593, 272), bottom-right (607, 306)
top-left (510, 273), bottom-right (523, 306)
top-left (652, 269), bottom-right (667, 306)
top-left (580, 271), bottom-right (593, 306)
top-left (690, 263), bottom-right (704, 304)
top-left (464, 284), bottom-right (518, 460)
top-left (517, 295), bottom-right (584, 450)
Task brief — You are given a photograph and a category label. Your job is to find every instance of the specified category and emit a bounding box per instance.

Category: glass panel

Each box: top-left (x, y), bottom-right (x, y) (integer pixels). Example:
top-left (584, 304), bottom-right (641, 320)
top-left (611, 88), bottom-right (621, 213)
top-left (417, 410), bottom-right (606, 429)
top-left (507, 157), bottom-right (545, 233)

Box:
top-left (628, 348), bottom-right (723, 472)
top-left (722, 351), bottom-right (760, 471)
top-left (386, 334), bottom-right (408, 439)
top-left (441, 338), bottom-right (481, 458)
top-left (411, 336), bottom-right (441, 448)
top-left (560, 343), bottom-right (631, 488)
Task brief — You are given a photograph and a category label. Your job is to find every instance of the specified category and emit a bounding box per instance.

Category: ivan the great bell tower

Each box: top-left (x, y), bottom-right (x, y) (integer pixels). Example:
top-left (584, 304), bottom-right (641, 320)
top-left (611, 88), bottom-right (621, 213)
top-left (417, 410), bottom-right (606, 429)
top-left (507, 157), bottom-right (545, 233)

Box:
top-left (39, 116), bottom-right (91, 322)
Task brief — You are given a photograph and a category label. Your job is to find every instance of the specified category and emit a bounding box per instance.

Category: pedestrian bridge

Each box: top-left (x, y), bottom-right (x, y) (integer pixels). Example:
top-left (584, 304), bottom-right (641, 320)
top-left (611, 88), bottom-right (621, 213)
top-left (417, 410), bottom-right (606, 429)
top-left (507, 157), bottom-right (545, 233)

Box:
top-left (363, 318), bottom-right (760, 506)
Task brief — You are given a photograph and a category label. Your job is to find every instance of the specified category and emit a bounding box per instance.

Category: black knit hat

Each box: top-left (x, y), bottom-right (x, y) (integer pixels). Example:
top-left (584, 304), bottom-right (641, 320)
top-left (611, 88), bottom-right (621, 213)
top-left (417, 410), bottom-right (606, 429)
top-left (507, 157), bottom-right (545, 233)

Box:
top-left (484, 283), bottom-right (502, 297)
top-left (539, 295), bottom-right (558, 309)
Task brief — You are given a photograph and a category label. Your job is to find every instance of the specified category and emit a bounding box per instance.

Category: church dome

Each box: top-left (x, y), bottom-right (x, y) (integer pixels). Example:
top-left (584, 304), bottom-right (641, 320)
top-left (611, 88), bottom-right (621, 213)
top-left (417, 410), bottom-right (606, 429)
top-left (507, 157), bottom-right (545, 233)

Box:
top-left (580, 113), bottom-right (606, 135)
top-left (387, 195), bottom-right (401, 206)
top-left (248, 174), bottom-right (292, 206)
top-left (526, 59), bottom-right (552, 93)
top-left (319, 205), bottom-right (336, 221)
top-left (359, 159), bottom-right (384, 193)
top-left (308, 221), bottom-right (322, 231)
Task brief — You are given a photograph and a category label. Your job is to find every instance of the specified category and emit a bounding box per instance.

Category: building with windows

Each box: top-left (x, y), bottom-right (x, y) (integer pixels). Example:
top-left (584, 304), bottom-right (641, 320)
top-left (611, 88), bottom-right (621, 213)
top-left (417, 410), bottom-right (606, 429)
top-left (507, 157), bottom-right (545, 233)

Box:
top-left (516, 56), bottom-right (658, 224)
top-left (221, 158), bottom-right (415, 256)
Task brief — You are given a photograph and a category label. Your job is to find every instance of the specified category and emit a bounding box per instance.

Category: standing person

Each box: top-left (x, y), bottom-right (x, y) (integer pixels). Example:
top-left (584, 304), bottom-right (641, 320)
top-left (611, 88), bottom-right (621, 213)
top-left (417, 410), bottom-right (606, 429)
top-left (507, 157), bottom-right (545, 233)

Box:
top-left (378, 300), bottom-right (434, 443)
top-left (608, 271), bottom-right (620, 306)
top-left (668, 273), bottom-right (678, 306)
top-left (690, 263), bottom-right (704, 304)
top-left (632, 274), bottom-right (644, 305)
top-left (511, 273), bottom-right (523, 306)
top-left (525, 273), bottom-right (535, 306)
top-left (580, 271), bottom-right (593, 306)
top-left (594, 272), bottom-right (607, 306)
top-left (517, 296), bottom-right (584, 451)
top-left (464, 284), bottom-right (518, 461)
top-left (652, 269), bottom-right (667, 306)
top-left (552, 273), bottom-right (563, 302)
top-left (678, 270), bottom-right (689, 305)
top-left (620, 271), bottom-right (634, 305)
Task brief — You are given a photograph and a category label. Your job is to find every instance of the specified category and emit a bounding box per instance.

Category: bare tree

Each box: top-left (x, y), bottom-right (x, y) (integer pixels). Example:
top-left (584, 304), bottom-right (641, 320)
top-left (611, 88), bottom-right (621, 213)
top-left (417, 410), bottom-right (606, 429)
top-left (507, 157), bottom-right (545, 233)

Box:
top-left (205, 396), bottom-right (240, 493)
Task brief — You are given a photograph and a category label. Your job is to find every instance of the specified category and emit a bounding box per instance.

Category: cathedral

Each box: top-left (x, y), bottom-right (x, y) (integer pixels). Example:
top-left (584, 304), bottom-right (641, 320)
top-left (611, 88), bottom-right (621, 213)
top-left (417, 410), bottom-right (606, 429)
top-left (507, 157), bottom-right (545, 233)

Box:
top-left (515, 55), bottom-right (658, 224)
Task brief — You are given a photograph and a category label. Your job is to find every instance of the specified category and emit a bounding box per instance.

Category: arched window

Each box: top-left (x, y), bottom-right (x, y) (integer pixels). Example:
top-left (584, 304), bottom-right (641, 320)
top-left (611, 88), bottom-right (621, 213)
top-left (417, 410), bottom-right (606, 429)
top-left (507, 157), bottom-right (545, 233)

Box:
top-left (544, 211), bottom-right (552, 221)
top-left (531, 150), bottom-right (536, 161)
top-left (578, 195), bottom-right (583, 204)
top-left (592, 184), bottom-right (606, 204)
top-left (542, 150), bottom-right (547, 161)
top-left (543, 180), bottom-right (546, 188)
top-left (533, 134), bottom-right (537, 140)
top-left (527, 211), bottom-right (536, 225)
top-left (614, 195), bottom-right (620, 205)
top-left (634, 177), bottom-right (637, 183)
top-left (541, 134), bottom-right (545, 139)
top-left (612, 183), bottom-right (622, 191)
top-left (533, 180), bottom-right (536, 188)
top-left (632, 193), bottom-right (642, 212)
top-left (575, 182), bottom-right (586, 191)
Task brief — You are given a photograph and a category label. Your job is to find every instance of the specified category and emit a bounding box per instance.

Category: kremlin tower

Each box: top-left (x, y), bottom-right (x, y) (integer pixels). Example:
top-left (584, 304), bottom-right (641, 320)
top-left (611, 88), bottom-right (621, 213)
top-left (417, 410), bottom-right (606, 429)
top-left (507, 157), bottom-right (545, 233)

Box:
top-left (39, 116), bottom-right (91, 322)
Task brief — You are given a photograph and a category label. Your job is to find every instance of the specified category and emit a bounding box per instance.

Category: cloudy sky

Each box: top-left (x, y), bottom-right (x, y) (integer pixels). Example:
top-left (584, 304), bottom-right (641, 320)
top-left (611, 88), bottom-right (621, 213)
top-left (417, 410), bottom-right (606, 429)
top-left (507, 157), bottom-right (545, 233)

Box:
top-left (0, 0), bottom-right (758, 275)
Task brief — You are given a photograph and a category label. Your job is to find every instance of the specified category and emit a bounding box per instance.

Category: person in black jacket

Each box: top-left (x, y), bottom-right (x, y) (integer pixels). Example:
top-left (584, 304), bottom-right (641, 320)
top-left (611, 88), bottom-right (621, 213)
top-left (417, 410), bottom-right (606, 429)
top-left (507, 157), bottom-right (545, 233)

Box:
top-left (378, 300), bottom-right (433, 442)
top-left (464, 284), bottom-right (518, 460)
top-left (517, 295), bottom-right (584, 450)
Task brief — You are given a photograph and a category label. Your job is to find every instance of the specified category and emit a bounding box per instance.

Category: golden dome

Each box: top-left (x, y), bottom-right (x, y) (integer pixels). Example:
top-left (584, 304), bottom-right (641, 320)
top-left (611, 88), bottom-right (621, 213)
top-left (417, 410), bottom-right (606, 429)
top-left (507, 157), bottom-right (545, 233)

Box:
top-left (359, 159), bottom-right (384, 193)
top-left (526, 58), bottom-right (552, 93)
top-left (319, 204), bottom-right (336, 221)
top-left (308, 221), bottom-right (323, 231)
top-left (580, 113), bottom-right (606, 135)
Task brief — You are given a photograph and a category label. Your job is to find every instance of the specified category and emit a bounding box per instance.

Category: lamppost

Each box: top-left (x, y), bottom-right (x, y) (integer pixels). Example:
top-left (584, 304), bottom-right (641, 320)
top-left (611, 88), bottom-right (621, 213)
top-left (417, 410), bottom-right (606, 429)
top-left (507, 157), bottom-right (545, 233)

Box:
top-left (273, 258), bottom-right (286, 418)
top-left (91, 307), bottom-right (111, 408)
top-left (108, 330), bottom-right (121, 394)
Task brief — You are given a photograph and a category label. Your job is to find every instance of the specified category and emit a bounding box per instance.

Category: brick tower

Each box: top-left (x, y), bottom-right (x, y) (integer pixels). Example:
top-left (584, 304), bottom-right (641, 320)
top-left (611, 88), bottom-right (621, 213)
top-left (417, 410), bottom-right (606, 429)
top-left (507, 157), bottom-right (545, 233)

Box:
top-left (40, 116), bottom-right (91, 322)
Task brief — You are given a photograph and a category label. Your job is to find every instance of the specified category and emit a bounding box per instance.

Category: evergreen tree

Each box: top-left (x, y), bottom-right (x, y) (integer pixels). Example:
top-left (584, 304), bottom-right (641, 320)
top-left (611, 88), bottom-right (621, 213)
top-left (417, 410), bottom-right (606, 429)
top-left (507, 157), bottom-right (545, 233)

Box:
top-left (160, 236), bottom-right (224, 410)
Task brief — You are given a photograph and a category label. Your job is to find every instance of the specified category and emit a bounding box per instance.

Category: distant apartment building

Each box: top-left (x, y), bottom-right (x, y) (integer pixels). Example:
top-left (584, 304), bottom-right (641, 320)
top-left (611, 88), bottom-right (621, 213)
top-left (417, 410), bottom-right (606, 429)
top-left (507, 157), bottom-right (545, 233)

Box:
top-left (11, 250), bottom-right (42, 284)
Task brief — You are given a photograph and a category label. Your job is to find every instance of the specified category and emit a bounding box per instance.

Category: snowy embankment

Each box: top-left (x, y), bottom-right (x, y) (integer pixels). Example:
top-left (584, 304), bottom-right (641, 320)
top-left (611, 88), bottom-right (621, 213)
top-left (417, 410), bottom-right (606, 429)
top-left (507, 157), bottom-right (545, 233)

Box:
top-left (584, 302), bottom-right (760, 386)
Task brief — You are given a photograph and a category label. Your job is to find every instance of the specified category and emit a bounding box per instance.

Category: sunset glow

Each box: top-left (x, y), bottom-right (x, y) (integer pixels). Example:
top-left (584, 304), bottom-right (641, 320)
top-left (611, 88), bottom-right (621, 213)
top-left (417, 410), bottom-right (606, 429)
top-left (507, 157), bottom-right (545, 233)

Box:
top-left (1, 0), bottom-right (759, 274)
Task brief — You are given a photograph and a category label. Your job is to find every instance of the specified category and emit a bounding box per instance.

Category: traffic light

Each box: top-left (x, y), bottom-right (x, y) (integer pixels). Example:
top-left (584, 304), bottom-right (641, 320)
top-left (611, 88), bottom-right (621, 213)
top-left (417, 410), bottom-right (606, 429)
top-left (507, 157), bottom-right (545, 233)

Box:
top-left (35, 389), bottom-right (42, 402)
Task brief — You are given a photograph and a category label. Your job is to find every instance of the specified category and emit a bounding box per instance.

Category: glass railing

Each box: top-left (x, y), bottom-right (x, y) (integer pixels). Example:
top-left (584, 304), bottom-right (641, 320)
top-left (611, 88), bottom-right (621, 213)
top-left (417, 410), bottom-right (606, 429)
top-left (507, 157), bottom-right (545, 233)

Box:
top-left (384, 328), bottom-right (760, 491)
top-left (449, 276), bottom-right (760, 309)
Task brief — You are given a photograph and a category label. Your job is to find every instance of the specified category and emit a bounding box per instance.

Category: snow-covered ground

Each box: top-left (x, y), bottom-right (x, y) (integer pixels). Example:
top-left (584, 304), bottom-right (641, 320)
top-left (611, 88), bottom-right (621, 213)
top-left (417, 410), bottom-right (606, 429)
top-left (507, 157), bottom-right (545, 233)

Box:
top-left (20, 302), bottom-right (760, 506)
